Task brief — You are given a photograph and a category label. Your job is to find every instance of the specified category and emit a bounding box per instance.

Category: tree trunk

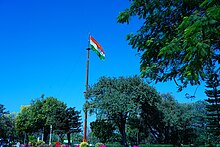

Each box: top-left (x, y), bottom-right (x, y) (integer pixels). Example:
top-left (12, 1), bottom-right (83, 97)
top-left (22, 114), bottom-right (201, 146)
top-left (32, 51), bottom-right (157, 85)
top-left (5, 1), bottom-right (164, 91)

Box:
top-left (43, 131), bottom-right (49, 143)
top-left (67, 133), bottom-right (71, 145)
top-left (119, 124), bottom-right (127, 146)
top-left (117, 113), bottom-right (128, 147)
top-left (164, 125), bottom-right (170, 144)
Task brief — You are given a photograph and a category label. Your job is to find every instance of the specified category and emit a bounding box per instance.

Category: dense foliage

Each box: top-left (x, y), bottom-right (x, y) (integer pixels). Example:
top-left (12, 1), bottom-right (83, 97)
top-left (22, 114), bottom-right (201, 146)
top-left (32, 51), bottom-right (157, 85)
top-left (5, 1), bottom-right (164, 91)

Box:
top-left (130, 93), bottom-right (207, 145)
top-left (205, 67), bottom-right (220, 143)
top-left (117, 0), bottom-right (220, 90)
top-left (0, 105), bottom-right (16, 141)
top-left (87, 76), bottom-right (161, 146)
top-left (87, 76), bottom-right (208, 146)
top-left (90, 120), bottom-right (115, 143)
top-left (0, 104), bottom-right (9, 137)
top-left (64, 107), bottom-right (82, 144)
top-left (0, 87), bottom-right (211, 146)
top-left (15, 97), bottom-right (81, 144)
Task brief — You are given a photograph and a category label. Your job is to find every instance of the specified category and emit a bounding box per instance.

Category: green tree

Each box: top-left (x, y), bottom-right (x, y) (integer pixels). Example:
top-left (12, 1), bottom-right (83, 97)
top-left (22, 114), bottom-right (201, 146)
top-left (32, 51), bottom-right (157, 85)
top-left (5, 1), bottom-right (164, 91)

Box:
top-left (0, 104), bottom-right (9, 138)
top-left (29, 98), bottom-right (46, 135)
top-left (139, 93), bottom-right (164, 143)
top-left (190, 101), bottom-right (208, 145)
top-left (4, 112), bottom-right (17, 142)
top-left (205, 67), bottom-right (220, 143)
top-left (0, 105), bottom-right (17, 142)
top-left (71, 133), bottom-right (83, 144)
top-left (90, 119), bottom-right (115, 143)
top-left (87, 76), bottom-right (161, 146)
top-left (127, 114), bottom-right (149, 145)
top-left (160, 94), bottom-right (207, 145)
top-left (15, 106), bottom-right (32, 143)
top-left (117, 0), bottom-right (220, 90)
top-left (40, 97), bottom-right (67, 142)
top-left (15, 97), bottom-right (82, 144)
top-left (159, 93), bottom-right (180, 144)
top-left (62, 107), bottom-right (81, 145)
top-left (139, 93), bottom-right (207, 145)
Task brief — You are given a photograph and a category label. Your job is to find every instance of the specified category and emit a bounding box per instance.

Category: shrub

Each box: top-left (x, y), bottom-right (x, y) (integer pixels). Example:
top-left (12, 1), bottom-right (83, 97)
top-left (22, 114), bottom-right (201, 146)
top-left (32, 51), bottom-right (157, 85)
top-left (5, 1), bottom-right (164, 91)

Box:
top-left (28, 141), bottom-right (35, 146)
top-left (80, 142), bottom-right (89, 147)
top-left (36, 140), bottom-right (45, 146)
top-left (95, 143), bottom-right (104, 147)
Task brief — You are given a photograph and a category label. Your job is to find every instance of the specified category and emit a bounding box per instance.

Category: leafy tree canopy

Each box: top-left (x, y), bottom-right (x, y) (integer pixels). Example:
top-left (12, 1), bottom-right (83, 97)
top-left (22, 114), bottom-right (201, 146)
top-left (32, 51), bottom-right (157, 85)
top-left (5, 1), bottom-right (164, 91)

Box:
top-left (87, 76), bottom-right (161, 146)
top-left (117, 0), bottom-right (220, 91)
top-left (15, 96), bottom-right (81, 143)
top-left (142, 93), bottom-right (207, 144)
top-left (90, 120), bottom-right (115, 143)
top-left (205, 67), bottom-right (220, 142)
top-left (0, 104), bottom-right (9, 139)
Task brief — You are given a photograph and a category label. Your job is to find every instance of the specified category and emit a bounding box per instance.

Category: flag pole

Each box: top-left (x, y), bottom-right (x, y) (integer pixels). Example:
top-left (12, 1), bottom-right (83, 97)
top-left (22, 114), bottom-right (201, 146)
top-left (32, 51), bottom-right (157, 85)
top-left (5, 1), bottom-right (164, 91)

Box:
top-left (83, 34), bottom-right (90, 142)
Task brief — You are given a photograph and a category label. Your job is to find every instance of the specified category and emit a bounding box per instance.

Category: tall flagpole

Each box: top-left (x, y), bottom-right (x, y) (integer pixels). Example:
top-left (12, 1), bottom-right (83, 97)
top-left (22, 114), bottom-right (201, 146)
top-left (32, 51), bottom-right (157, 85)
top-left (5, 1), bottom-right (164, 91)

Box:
top-left (83, 34), bottom-right (90, 142)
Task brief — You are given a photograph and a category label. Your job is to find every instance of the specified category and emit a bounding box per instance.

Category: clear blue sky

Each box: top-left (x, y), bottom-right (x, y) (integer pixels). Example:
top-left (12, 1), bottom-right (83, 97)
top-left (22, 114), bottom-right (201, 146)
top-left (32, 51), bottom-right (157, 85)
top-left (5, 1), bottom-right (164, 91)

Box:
top-left (0, 0), bottom-right (206, 120)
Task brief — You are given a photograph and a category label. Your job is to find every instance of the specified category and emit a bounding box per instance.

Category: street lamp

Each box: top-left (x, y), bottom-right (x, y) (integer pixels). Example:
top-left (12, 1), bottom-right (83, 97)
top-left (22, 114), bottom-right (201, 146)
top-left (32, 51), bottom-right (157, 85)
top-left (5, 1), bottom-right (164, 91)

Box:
top-left (137, 114), bottom-right (141, 145)
top-left (49, 125), bottom-right (52, 145)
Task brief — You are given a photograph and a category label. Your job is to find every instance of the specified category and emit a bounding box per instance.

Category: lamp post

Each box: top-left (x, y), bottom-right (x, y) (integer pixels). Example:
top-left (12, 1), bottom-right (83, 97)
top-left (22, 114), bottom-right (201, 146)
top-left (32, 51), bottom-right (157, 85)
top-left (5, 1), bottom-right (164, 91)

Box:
top-left (49, 125), bottom-right (52, 145)
top-left (137, 114), bottom-right (141, 145)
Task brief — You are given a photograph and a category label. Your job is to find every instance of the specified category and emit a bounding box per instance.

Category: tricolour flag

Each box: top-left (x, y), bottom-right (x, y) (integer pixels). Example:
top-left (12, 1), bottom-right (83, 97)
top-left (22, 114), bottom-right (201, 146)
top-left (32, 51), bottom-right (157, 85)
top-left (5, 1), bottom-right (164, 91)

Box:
top-left (90, 35), bottom-right (105, 60)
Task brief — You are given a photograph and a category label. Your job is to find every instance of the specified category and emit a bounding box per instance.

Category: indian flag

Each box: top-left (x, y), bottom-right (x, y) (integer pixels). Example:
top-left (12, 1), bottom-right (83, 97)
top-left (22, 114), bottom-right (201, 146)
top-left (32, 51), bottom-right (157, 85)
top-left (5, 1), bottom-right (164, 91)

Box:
top-left (90, 35), bottom-right (105, 60)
